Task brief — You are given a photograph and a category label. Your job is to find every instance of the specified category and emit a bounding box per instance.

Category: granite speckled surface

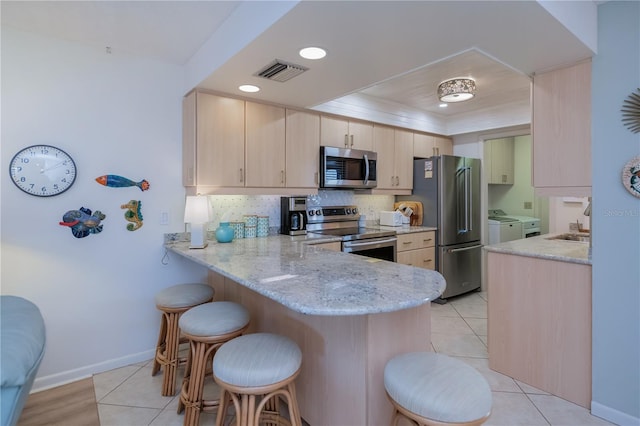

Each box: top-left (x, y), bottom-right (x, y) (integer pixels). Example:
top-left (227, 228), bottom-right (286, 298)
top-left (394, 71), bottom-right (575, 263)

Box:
top-left (483, 234), bottom-right (591, 265)
top-left (165, 234), bottom-right (445, 316)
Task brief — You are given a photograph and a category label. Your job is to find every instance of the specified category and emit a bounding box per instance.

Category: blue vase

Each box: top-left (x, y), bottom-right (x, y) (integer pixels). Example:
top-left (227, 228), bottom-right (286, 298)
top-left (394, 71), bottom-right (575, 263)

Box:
top-left (215, 222), bottom-right (234, 243)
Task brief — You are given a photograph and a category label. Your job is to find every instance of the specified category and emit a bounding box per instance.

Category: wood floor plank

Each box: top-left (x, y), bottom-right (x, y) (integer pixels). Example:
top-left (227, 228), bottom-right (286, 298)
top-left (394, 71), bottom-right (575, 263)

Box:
top-left (18, 377), bottom-right (100, 426)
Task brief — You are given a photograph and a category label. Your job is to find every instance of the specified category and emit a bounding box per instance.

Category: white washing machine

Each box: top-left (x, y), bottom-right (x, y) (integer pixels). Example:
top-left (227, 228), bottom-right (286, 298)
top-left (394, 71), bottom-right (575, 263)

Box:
top-left (488, 216), bottom-right (522, 244)
top-left (489, 209), bottom-right (541, 239)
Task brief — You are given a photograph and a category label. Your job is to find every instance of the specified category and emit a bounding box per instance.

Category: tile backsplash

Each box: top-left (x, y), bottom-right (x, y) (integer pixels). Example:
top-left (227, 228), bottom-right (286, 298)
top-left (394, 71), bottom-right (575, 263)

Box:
top-left (205, 191), bottom-right (395, 230)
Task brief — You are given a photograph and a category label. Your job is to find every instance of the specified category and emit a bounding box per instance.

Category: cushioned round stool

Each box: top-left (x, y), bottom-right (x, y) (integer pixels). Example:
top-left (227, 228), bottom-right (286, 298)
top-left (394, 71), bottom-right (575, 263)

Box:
top-left (177, 302), bottom-right (250, 426)
top-left (152, 283), bottom-right (214, 396)
top-left (384, 352), bottom-right (492, 426)
top-left (213, 333), bottom-right (302, 426)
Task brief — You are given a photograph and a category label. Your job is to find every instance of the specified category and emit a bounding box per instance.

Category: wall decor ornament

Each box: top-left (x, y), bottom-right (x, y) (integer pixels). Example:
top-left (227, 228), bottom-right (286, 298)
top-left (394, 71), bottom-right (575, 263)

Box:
top-left (622, 156), bottom-right (640, 199)
top-left (95, 174), bottom-right (150, 191)
top-left (121, 200), bottom-right (143, 231)
top-left (59, 207), bottom-right (106, 238)
top-left (9, 144), bottom-right (77, 197)
top-left (621, 88), bottom-right (640, 133)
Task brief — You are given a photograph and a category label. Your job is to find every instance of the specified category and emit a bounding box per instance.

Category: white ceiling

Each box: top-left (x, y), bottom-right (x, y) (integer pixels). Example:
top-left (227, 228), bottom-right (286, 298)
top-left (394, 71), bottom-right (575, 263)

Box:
top-left (1, 1), bottom-right (596, 135)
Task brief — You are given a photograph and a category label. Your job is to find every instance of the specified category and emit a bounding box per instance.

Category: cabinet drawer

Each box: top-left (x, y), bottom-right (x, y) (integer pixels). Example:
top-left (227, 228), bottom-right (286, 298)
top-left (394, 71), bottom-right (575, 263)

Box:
top-left (397, 231), bottom-right (435, 251)
top-left (397, 247), bottom-right (436, 270)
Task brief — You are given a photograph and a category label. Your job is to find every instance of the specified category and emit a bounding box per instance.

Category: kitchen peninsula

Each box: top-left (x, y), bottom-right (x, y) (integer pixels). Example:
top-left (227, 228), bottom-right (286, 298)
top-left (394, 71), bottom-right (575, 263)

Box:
top-left (485, 234), bottom-right (592, 408)
top-left (166, 235), bottom-right (445, 425)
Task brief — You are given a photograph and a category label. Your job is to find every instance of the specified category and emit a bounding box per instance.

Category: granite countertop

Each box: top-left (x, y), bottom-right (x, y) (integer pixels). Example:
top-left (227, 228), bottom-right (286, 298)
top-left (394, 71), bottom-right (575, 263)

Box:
top-left (165, 234), bottom-right (445, 316)
top-left (483, 233), bottom-right (591, 265)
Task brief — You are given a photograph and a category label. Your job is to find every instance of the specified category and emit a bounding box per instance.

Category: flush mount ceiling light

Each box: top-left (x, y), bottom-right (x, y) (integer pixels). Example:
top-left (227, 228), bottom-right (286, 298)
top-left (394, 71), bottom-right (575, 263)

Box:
top-left (239, 84), bottom-right (260, 93)
top-left (299, 47), bottom-right (326, 60)
top-left (438, 77), bottom-right (476, 103)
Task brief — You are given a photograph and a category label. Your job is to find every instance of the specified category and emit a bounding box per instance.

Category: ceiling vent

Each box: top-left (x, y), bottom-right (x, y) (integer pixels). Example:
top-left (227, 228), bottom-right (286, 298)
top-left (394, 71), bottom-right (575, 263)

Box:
top-left (255, 59), bottom-right (308, 82)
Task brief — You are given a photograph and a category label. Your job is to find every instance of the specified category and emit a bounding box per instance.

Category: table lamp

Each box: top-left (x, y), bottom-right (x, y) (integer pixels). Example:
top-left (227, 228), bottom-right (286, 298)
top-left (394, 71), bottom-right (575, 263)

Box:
top-left (184, 195), bottom-right (211, 249)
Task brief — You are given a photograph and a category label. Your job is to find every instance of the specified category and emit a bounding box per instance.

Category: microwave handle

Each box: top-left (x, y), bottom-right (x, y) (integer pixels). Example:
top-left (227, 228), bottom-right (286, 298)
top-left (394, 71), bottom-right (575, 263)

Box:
top-left (363, 154), bottom-right (370, 185)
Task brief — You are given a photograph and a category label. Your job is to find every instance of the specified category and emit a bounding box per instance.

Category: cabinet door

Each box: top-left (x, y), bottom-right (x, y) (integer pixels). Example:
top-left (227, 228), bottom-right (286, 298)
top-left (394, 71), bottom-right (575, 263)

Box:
top-left (286, 110), bottom-right (320, 188)
top-left (394, 129), bottom-right (414, 189)
top-left (532, 60), bottom-right (591, 195)
top-left (348, 120), bottom-right (374, 151)
top-left (196, 93), bottom-right (245, 187)
top-left (245, 102), bottom-right (286, 187)
top-left (413, 133), bottom-right (435, 158)
top-left (373, 125), bottom-right (396, 189)
top-left (182, 91), bottom-right (197, 186)
top-left (487, 138), bottom-right (514, 184)
top-left (433, 136), bottom-right (453, 156)
top-left (320, 116), bottom-right (349, 147)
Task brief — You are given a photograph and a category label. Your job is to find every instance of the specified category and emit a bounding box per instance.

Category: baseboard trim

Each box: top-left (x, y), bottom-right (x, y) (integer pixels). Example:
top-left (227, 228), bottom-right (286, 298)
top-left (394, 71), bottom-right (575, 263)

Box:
top-left (591, 401), bottom-right (640, 426)
top-left (31, 349), bottom-right (155, 393)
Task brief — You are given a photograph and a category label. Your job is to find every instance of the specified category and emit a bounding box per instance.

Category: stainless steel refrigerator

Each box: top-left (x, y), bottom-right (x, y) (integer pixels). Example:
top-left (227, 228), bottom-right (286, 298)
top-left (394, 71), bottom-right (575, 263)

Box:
top-left (398, 155), bottom-right (482, 299)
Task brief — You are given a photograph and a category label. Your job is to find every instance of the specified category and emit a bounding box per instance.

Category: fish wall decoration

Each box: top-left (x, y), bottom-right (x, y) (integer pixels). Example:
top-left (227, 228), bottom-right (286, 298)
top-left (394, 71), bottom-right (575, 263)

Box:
top-left (121, 199), bottom-right (143, 231)
top-left (59, 207), bottom-right (106, 238)
top-left (95, 175), bottom-right (150, 191)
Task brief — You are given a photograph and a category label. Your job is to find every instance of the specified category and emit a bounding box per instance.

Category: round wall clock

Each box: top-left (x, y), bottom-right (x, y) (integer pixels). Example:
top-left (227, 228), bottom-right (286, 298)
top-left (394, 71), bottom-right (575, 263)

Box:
top-left (9, 145), bottom-right (77, 197)
top-left (622, 156), bottom-right (640, 199)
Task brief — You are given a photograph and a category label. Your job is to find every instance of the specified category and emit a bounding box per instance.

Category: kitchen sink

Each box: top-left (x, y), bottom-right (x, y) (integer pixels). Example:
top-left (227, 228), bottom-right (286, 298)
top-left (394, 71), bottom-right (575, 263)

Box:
top-left (546, 232), bottom-right (590, 242)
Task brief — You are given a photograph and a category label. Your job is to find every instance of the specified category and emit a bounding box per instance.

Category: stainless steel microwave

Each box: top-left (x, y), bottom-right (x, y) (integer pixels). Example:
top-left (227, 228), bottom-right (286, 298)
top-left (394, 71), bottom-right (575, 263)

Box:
top-left (320, 146), bottom-right (377, 189)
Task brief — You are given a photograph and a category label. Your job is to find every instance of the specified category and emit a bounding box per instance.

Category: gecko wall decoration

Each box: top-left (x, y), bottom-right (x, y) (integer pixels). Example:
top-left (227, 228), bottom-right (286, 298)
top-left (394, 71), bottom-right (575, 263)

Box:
top-left (121, 200), bottom-right (143, 231)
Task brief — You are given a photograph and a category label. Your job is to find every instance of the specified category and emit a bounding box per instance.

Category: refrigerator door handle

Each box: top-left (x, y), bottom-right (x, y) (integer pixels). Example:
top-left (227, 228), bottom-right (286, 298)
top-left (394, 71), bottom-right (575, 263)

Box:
top-left (447, 244), bottom-right (483, 253)
top-left (465, 166), bottom-right (472, 232)
top-left (455, 168), bottom-right (466, 234)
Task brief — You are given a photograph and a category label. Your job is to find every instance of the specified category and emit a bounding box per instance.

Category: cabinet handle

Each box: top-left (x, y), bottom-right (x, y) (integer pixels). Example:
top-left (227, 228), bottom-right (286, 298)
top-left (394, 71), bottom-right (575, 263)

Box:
top-left (395, 176), bottom-right (399, 186)
top-left (502, 174), bottom-right (507, 183)
top-left (402, 241), bottom-right (412, 245)
top-left (344, 134), bottom-right (349, 148)
top-left (391, 176), bottom-right (395, 186)
top-left (423, 238), bottom-right (432, 242)
top-left (239, 168), bottom-right (244, 183)
top-left (350, 135), bottom-right (354, 147)
top-left (281, 170), bottom-right (285, 184)
top-left (424, 259), bottom-right (433, 263)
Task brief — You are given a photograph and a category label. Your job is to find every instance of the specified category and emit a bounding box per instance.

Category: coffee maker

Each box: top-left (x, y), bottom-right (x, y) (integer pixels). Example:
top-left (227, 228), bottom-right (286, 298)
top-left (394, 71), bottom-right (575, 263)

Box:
top-left (280, 196), bottom-right (307, 235)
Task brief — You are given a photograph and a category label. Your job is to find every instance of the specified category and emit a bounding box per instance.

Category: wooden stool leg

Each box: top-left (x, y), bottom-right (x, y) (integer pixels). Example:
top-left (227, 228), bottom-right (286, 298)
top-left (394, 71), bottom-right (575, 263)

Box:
top-left (181, 341), bottom-right (207, 426)
top-left (161, 311), bottom-right (181, 396)
top-left (287, 382), bottom-right (302, 426)
top-left (152, 313), bottom-right (168, 376)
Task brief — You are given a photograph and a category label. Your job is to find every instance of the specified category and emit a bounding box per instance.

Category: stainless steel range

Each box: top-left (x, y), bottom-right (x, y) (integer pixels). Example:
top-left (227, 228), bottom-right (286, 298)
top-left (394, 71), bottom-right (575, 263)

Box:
top-left (306, 205), bottom-right (397, 262)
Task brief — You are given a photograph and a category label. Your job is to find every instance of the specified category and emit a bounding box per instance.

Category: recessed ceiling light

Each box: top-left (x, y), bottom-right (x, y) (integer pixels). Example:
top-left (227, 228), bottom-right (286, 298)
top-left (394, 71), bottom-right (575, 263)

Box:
top-left (439, 103), bottom-right (448, 108)
top-left (299, 47), bottom-right (326, 60)
top-left (239, 84), bottom-right (260, 93)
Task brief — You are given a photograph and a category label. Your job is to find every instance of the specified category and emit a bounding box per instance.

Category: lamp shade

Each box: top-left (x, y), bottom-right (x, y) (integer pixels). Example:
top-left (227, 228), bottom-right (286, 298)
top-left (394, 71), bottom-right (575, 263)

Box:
top-left (438, 78), bottom-right (476, 103)
top-left (184, 195), bottom-right (210, 224)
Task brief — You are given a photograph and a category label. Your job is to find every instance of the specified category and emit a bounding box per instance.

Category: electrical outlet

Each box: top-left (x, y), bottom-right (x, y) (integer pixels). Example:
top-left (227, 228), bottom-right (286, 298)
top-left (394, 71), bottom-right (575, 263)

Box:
top-left (160, 211), bottom-right (169, 225)
top-left (524, 201), bottom-right (533, 210)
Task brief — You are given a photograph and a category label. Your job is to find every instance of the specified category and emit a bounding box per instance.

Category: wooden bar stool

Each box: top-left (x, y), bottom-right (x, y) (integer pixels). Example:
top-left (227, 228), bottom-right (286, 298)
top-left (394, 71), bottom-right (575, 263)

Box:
top-left (152, 283), bottom-right (214, 396)
top-left (177, 302), bottom-right (250, 426)
top-left (213, 333), bottom-right (302, 426)
top-left (384, 352), bottom-right (492, 426)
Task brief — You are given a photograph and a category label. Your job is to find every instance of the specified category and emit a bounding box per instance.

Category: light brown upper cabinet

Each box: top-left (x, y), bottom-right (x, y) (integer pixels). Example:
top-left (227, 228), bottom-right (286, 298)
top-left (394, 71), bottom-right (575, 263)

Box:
top-left (245, 102), bottom-right (286, 187)
top-left (532, 60), bottom-right (591, 196)
top-left (320, 116), bottom-right (373, 150)
top-left (373, 126), bottom-right (414, 191)
top-left (485, 137), bottom-right (514, 185)
top-left (414, 133), bottom-right (453, 158)
top-left (183, 91), bottom-right (245, 188)
top-left (285, 109), bottom-right (320, 189)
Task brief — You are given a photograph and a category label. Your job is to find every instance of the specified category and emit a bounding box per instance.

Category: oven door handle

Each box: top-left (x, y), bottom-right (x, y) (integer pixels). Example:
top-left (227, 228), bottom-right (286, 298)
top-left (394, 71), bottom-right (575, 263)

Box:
top-left (343, 237), bottom-right (397, 248)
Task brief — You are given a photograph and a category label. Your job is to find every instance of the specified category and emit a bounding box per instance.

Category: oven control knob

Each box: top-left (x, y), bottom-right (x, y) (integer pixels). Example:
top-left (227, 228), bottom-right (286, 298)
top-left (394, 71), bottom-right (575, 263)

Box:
top-left (315, 209), bottom-right (322, 216)
top-left (346, 208), bottom-right (351, 214)
top-left (352, 208), bottom-right (358, 214)
top-left (308, 210), bottom-right (314, 216)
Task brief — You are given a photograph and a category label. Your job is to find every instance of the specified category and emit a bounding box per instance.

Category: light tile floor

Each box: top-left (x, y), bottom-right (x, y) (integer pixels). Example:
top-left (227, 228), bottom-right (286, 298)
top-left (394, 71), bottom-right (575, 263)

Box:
top-left (94, 291), bottom-right (614, 425)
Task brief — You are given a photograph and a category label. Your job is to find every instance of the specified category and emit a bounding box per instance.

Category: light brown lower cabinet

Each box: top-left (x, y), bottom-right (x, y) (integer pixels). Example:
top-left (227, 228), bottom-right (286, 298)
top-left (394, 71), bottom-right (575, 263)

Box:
top-left (396, 231), bottom-right (436, 270)
top-left (487, 251), bottom-right (592, 408)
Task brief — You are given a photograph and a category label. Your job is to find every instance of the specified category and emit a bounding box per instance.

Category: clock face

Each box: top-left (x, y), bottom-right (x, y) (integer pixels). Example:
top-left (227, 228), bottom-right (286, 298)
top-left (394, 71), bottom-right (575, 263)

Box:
top-left (9, 145), bottom-right (77, 197)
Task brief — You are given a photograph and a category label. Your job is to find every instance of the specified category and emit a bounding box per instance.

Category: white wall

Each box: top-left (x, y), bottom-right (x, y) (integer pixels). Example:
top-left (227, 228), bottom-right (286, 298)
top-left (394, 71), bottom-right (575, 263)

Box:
top-left (591, 2), bottom-right (640, 424)
top-left (0, 28), bottom-right (206, 390)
